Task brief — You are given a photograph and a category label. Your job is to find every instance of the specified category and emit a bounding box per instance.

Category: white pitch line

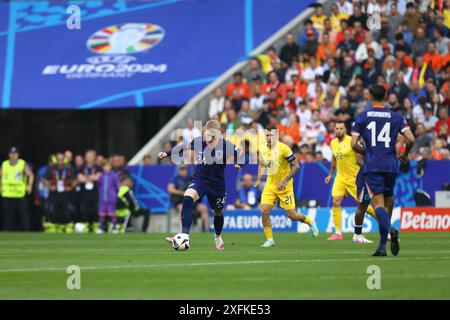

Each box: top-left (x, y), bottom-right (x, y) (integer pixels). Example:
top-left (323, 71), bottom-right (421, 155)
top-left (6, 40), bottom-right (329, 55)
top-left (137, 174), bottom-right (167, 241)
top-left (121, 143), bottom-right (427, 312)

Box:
top-left (0, 256), bottom-right (449, 273)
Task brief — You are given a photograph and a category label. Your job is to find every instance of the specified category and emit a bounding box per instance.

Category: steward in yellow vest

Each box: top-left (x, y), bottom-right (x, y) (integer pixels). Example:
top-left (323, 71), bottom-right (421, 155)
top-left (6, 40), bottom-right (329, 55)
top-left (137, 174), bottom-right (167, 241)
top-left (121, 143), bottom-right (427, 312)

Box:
top-left (0, 147), bottom-right (34, 231)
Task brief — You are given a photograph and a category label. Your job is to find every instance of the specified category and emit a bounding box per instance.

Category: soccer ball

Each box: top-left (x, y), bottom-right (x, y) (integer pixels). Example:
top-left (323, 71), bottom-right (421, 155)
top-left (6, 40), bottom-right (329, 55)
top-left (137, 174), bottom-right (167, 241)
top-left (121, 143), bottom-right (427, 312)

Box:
top-left (74, 223), bottom-right (86, 234)
top-left (172, 233), bottom-right (191, 251)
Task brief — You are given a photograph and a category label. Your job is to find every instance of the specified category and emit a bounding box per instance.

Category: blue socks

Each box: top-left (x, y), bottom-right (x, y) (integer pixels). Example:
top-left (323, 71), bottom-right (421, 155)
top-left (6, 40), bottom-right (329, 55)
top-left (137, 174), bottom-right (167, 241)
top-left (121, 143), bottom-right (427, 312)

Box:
top-left (181, 196), bottom-right (194, 234)
top-left (354, 225), bottom-right (362, 235)
top-left (214, 214), bottom-right (224, 236)
top-left (375, 207), bottom-right (393, 250)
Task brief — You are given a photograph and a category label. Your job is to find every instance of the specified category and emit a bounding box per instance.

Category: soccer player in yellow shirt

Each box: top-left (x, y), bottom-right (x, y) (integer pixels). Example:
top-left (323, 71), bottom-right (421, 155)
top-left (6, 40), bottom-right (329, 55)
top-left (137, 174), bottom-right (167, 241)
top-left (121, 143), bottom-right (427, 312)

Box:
top-left (255, 129), bottom-right (319, 248)
top-left (324, 121), bottom-right (376, 241)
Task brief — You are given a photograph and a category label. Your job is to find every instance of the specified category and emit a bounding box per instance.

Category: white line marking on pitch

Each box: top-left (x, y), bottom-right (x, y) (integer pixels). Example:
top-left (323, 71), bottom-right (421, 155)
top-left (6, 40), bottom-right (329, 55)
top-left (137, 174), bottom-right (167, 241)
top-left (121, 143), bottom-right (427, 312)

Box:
top-left (0, 256), bottom-right (449, 273)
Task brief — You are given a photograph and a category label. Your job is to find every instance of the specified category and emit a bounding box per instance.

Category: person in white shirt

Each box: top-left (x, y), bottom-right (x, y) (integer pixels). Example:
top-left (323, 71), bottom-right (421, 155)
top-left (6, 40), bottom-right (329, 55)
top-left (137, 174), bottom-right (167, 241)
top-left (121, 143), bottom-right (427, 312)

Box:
top-left (249, 85), bottom-right (266, 112)
top-left (302, 57), bottom-right (324, 83)
top-left (182, 118), bottom-right (201, 143)
top-left (307, 75), bottom-right (327, 99)
top-left (208, 87), bottom-right (225, 119)
top-left (296, 100), bottom-right (312, 128)
top-left (412, 100), bottom-right (428, 124)
top-left (423, 107), bottom-right (439, 133)
top-left (337, 0), bottom-right (353, 15)
top-left (367, 0), bottom-right (381, 15)
top-left (355, 32), bottom-right (382, 63)
top-left (302, 110), bottom-right (327, 145)
top-left (315, 135), bottom-right (333, 162)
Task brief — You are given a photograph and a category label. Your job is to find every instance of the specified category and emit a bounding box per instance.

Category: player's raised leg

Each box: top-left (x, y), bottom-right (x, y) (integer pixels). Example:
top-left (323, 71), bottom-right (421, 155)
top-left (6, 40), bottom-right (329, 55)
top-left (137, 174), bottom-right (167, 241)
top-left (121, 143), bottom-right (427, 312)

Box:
top-left (285, 208), bottom-right (318, 238)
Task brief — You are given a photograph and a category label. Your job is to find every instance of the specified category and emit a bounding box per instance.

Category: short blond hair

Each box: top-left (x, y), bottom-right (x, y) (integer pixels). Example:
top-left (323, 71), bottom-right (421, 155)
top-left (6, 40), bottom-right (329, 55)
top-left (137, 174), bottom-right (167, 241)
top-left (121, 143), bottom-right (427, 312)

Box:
top-left (206, 119), bottom-right (220, 131)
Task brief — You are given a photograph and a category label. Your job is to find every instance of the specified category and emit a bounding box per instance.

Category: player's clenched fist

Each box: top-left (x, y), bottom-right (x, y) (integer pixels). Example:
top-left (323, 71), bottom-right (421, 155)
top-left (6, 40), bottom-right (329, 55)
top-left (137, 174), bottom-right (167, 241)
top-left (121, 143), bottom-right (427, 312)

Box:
top-left (254, 178), bottom-right (261, 189)
top-left (324, 175), bottom-right (332, 184)
top-left (158, 152), bottom-right (167, 160)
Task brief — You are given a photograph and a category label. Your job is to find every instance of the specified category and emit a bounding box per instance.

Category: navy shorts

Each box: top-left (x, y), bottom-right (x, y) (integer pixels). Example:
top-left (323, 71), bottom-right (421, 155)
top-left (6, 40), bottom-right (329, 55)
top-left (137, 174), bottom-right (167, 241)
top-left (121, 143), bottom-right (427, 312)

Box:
top-left (188, 179), bottom-right (226, 211)
top-left (363, 172), bottom-right (397, 198)
top-left (356, 171), bottom-right (371, 205)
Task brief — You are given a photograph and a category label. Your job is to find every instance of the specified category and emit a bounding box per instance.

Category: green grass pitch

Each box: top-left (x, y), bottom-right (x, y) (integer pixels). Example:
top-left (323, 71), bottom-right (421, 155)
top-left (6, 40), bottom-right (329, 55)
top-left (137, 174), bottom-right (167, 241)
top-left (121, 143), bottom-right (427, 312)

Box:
top-left (0, 232), bottom-right (449, 299)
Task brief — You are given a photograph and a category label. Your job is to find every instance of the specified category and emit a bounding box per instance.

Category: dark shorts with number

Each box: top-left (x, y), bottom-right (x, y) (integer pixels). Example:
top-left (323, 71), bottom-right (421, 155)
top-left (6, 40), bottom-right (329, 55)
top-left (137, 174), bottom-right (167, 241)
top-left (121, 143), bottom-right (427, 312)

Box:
top-left (363, 172), bottom-right (397, 198)
top-left (356, 170), bottom-right (371, 205)
top-left (188, 179), bottom-right (226, 211)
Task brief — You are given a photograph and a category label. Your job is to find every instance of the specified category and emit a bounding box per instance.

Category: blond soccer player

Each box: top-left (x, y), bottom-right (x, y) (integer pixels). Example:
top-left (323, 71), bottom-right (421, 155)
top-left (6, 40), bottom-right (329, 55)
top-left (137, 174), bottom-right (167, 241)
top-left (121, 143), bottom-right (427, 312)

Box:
top-left (255, 129), bottom-right (319, 248)
top-left (324, 121), bottom-right (376, 241)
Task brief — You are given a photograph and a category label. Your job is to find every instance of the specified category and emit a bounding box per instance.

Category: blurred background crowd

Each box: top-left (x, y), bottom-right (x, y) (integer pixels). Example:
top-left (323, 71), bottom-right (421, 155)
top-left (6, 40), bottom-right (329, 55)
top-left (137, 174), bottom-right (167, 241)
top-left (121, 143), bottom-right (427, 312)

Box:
top-left (157, 0), bottom-right (450, 165)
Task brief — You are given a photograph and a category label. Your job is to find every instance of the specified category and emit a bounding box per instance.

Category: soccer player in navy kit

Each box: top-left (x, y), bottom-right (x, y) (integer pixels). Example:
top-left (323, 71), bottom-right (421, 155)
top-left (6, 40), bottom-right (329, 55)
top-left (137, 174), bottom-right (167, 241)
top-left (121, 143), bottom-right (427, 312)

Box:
top-left (159, 120), bottom-right (244, 250)
top-left (351, 85), bottom-right (415, 256)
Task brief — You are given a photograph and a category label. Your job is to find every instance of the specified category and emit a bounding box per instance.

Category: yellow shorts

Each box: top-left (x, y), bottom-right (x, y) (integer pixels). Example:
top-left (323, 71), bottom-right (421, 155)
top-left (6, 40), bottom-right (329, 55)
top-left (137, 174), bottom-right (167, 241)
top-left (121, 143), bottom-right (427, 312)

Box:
top-left (261, 184), bottom-right (296, 210)
top-left (332, 176), bottom-right (357, 199)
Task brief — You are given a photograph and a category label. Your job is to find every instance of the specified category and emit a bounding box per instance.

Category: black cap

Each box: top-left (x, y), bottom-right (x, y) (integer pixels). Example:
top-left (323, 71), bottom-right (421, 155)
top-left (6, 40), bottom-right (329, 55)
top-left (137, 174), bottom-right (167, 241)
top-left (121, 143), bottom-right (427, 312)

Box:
top-left (9, 146), bottom-right (18, 153)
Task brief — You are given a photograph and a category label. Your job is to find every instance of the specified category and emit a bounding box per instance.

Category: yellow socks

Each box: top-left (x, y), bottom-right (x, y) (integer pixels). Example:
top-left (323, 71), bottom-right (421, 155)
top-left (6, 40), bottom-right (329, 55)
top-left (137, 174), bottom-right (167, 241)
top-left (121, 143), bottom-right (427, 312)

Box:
top-left (332, 206), bottom-right (342, 234)
top-left (303, 215), bottom-right (312, 226)
top-left (264, 227), bottom-right (273, 241)
top-left (367, 205), bottom-right (377, 220)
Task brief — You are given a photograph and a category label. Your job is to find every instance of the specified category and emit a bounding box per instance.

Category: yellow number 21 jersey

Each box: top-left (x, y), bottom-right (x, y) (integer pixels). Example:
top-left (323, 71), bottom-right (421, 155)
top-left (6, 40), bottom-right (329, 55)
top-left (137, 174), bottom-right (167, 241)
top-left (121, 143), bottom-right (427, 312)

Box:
top-left (259, 141), bottom-right (296, 189)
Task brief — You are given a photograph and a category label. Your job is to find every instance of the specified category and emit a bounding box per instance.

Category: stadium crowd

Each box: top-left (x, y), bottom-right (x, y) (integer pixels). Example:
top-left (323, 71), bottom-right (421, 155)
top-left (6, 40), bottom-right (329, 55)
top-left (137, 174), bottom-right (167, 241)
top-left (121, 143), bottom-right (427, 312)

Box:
top-left (0, 148), bottom-right (150, 232)
top-left (203, 0), bottom-right (450, 163)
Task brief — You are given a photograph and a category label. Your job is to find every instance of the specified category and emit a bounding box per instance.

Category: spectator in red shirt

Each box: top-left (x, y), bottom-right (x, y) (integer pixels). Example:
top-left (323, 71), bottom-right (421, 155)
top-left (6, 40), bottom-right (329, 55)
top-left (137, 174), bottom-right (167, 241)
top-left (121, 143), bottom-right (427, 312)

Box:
top-left (435, 106), bottom-right (450, 137)
top-left (266, 89), bottom-right (285, 119)
top-left (266, 71), bottom-right (287, 99)
top-left (423, 43), bottom-right (443, 73)
top-left (352, 21), bottom-right (367, 44)
top-left (226, 71), bottom-right (251, 98)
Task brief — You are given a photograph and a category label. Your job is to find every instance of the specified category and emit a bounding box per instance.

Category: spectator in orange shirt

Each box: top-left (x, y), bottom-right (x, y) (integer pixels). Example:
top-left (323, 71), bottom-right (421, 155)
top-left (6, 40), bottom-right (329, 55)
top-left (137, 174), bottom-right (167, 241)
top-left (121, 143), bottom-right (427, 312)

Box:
top-left (289, 72), bottom-right (307, 99)
top-left (317, 32), bottom-right (336, 63)
top-left (279, 113), bottom-right (301, 145)
top-left (266, 89), bottom-right (285, 119)
top-left (226, 71), bottom-right (251, 98)
top-left (423, 43), bottom-right (443, 73)
top-left (249, 75), bottom-right (267, 98)
top-left (394, 44), bottom-right (414, 69)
